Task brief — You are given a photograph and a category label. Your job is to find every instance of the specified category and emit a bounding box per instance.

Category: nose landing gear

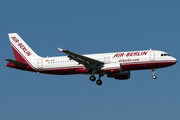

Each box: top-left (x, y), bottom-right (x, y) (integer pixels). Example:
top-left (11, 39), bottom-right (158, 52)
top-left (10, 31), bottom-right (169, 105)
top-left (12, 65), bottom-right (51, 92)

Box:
top-left (151, 69), bottom-right (157, 79)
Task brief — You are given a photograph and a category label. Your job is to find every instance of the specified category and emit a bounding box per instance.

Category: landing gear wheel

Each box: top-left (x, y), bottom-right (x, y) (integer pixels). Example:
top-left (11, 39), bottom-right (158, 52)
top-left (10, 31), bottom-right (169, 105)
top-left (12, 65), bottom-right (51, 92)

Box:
top-left (96, 79), bottom-right (102, 86)
top-left (90, 75), bottom-right (96, 82)
top-left (152, 75), bottom-right (157, 79)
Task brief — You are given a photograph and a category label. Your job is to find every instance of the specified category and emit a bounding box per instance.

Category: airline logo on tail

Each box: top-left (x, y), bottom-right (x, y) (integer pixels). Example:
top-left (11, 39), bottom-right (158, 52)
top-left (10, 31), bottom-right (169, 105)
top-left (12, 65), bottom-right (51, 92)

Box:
top-left (11, 37), bottom-right (32, 56)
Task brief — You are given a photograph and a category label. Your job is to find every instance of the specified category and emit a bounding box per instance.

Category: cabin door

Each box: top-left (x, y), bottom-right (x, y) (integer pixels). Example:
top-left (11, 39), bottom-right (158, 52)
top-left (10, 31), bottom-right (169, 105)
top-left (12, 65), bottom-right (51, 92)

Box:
top-left (37, 59), bottom-right (43, 69)
top-left (150, 51), bottom-right (155, 61)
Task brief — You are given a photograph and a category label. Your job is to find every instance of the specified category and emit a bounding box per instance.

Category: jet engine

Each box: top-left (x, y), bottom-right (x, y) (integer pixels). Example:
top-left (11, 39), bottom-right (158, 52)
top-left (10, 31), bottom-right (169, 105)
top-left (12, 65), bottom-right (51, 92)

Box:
top-left (107, 71), bottom-right (130, 80)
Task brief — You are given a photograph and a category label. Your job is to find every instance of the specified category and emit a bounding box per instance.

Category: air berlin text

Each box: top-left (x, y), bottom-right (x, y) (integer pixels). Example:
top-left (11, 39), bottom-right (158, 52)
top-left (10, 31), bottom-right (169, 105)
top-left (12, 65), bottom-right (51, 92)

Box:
top-left (11, 37), bottom-right (32, 56)
top-left (113, 51), bottom-right (148, 57)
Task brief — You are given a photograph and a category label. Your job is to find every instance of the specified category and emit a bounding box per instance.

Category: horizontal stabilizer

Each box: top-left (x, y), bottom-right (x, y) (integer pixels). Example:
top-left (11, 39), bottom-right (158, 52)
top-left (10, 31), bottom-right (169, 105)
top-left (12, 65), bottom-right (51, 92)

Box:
top-left (4, 59), bottom-right (28, 65)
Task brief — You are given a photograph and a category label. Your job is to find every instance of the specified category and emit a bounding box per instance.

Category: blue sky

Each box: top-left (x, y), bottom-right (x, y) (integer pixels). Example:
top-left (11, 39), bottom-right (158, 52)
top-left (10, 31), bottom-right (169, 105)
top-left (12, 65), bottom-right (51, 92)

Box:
top-left (1, 0), bottom-right (180, 120)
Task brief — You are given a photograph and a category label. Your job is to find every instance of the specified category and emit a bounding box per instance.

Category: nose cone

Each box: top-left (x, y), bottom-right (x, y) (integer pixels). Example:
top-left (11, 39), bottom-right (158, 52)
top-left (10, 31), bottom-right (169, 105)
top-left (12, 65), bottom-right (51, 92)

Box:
top-left (174, 58), bottom-right (177, 64)
top-left (171, 57), bottom-right (177, 65)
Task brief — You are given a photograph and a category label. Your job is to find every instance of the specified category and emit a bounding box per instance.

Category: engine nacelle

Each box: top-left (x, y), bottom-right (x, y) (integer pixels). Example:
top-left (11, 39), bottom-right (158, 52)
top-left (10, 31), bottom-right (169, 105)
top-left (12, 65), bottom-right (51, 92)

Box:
top-left (107, 71), bottom-right (130, 80)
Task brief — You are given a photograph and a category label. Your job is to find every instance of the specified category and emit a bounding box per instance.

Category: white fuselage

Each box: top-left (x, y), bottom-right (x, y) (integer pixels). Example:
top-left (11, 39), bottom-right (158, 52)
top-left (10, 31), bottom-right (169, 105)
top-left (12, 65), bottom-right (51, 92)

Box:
top-left (32, 50), bottom-right (176, 75)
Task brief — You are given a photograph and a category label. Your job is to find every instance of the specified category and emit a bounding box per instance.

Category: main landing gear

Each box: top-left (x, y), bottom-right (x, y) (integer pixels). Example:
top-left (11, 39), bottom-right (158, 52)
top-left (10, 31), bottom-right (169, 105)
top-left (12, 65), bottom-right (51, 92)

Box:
top-left (90, 75), bottom-right (96, 82)
top-left (151, 69), bottom-right (157, 79)
top-left (89, 74), bottom-right (104, 86)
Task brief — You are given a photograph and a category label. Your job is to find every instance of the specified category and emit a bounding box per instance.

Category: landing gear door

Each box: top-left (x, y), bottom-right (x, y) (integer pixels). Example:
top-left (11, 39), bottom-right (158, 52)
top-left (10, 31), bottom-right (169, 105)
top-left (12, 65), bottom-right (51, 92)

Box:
top-left (150, 51), bottom-right (155, 61)
top-left (37, 58), bottom-right (43, 69)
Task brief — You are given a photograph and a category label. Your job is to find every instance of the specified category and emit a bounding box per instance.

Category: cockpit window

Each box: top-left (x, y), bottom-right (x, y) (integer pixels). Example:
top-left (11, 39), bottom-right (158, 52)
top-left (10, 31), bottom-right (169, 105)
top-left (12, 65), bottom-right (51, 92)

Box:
top-left (161, 53), bottom-right (170, 56)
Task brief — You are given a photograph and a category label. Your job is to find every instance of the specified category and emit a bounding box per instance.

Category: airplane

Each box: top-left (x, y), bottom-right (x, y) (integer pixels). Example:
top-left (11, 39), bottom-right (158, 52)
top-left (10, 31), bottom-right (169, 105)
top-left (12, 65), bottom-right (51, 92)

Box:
top-left (5, 33), bottom-right (177, 85)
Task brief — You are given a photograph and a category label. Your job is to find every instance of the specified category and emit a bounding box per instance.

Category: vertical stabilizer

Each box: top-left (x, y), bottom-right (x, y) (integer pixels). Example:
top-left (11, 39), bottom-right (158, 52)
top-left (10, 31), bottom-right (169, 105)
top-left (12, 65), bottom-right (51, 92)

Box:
top-left (8, 33), bottom-right (41, 64)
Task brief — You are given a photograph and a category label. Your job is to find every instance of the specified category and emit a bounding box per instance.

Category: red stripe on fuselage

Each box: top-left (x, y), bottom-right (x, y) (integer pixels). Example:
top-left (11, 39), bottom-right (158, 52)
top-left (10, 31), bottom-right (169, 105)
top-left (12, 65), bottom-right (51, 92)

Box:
top-left (121, 60), bottom-right (176, 71)
top-left (40, 66), bottom-right (84, 75)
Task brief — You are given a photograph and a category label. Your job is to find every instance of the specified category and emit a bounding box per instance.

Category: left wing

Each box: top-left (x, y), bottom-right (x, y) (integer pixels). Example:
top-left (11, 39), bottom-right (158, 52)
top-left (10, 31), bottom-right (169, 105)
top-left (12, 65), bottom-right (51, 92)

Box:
top-left (58, 48), bottom-right (104, 71)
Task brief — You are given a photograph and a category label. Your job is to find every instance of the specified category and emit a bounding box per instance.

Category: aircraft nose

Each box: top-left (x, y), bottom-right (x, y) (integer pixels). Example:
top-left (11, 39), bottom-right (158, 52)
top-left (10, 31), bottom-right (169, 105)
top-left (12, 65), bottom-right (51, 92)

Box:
top-left (174, 58), bottom-right (177, 64)
top-left (172, 57), bottom-right (177, 65)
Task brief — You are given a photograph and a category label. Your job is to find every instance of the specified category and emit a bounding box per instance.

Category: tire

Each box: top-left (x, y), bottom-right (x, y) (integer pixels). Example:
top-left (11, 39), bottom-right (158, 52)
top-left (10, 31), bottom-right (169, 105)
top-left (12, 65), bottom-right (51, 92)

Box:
top-left (90, 75), bottom-right (96, 82)
top-left (152, 75), bottom-right (157, 79)
top-left (96, 79), bottom-right (102, 86)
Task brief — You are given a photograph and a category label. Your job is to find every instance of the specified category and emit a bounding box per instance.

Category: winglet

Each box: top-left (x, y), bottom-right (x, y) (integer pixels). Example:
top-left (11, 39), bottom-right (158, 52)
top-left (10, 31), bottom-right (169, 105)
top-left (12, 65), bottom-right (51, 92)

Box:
top-left (58, 48), bottom-right (63, 53)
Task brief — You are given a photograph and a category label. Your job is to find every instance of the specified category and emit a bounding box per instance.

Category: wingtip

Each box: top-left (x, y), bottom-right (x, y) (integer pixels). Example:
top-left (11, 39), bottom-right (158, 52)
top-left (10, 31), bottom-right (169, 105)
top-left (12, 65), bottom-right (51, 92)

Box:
top-left (58, 48), bottom-right (63, 53)
top-left (4, 58), bottom-right (9, 61)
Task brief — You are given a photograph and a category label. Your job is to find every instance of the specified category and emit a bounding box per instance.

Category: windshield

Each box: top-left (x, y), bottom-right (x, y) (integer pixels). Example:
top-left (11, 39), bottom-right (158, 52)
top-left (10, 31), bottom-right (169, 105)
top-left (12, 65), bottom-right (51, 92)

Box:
top-left (161, 53), bottom-right (170, 56)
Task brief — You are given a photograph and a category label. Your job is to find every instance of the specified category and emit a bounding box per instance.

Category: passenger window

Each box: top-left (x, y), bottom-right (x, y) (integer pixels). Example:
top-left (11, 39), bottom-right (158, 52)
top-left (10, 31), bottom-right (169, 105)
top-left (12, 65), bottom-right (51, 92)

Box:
top-left (161, 54), bottom-right (163, 56)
